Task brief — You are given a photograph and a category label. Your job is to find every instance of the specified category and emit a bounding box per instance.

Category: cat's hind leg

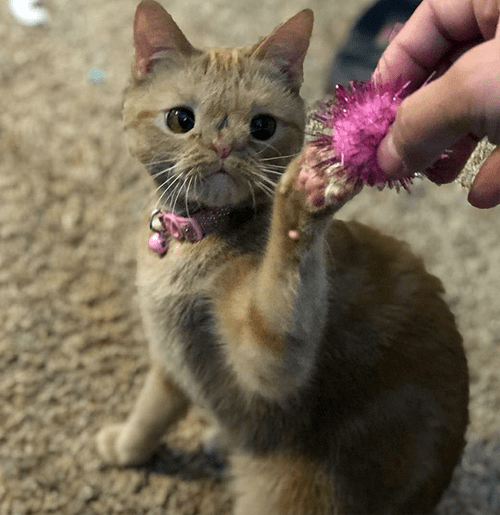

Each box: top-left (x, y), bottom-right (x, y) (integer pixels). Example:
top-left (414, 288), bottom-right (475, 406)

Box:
top-left (96, 365), bottom-right (189, 466)
top-left (231, 452), bottom-right (336, 515)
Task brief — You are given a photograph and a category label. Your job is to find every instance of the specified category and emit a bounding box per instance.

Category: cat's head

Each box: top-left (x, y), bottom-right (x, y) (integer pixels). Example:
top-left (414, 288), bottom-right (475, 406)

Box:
top-left (123, 1), bottom-right (313, 212)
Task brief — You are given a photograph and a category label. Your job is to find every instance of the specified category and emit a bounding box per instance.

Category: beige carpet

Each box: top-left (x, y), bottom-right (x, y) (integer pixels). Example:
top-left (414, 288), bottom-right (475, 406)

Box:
top-left (1, 0), bottom-right (499, 513)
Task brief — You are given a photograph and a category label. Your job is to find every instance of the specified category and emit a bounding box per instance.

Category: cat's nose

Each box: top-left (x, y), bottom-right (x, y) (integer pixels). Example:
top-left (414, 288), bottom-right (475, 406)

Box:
top-left (212, 136), bottom-right (232, 159)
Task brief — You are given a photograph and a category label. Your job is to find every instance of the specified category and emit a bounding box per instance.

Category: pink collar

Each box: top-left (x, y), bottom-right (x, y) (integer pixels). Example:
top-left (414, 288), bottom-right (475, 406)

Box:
top-left (148, 208), bottom-right (231, 256)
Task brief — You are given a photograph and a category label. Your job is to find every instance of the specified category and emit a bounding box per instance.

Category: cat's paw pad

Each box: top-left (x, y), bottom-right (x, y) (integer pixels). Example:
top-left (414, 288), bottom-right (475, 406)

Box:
top-left (295, 157), bottom-right (329, 208)
top-left (294, 145), bottom-right (362, 210)
top-left (96, 424), bottom-right (152, 466)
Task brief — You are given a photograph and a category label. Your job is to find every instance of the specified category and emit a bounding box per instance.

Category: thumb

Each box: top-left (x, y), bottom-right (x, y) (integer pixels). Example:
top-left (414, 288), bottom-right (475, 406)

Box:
top-left (468, 146), bottom-right (500, 208)
top-left (377, 40), bottom-right (500, 179)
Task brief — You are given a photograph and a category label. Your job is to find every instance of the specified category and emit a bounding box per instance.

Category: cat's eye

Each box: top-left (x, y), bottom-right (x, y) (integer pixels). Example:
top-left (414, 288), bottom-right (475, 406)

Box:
top-left (166, 107), bottom-right (195, 133)
top-left (250, 114), bottom-right (277, 141)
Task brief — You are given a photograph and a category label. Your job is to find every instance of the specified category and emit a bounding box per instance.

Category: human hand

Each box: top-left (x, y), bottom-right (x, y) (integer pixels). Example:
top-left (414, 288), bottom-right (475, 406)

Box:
top-left (374, 0), bottom-right (500, 208)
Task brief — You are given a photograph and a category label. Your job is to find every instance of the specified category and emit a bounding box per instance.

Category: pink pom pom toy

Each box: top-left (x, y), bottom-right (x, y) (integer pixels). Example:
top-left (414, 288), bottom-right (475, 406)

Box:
top-left (318, 80), bottom-right (410, 185)
top-left (298, 77), bottom-right (453, 210)
top-left (310, 78), bottom-right (415, 195)
top-left (295, 78), bottom-right (423, 209)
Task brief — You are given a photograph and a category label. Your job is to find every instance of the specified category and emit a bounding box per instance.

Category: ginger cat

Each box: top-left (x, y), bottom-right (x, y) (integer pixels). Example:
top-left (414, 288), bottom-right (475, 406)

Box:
top-left (97, 2), bottom-right (469, 514)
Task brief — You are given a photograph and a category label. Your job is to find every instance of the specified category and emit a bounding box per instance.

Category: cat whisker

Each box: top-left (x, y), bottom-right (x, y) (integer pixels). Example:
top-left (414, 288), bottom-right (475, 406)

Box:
top-left (253, 180), bottom-right (275, 199)
top-left (147, 159), bottom-right (170, 169)
top-left (171, 174), bottom-right (190, 213)
top-left (150, 167), bottom-right (176, 184)
top-left (253, 142), bottom-right (282, 158)
top-left (150, 163), bottom-right (174, 175)
top-left (155, 173), bottom-right (180, 199)
top-left (255, 143), bottom-right (301, 164)
top-left (259, 167), bottom-right (284, 177)
top-left (185, 175), bottom-right (197, 217)
top-left (157, 173), bottom-right (183, 210)
top-left (261, 160), bottom-right (290, 169)
top-left (183, 178), bottom-right (190, 216)
top-left (163, 184), bottom-right (179, 211)
top-left (246, 179), bottom-right (257, 211)
top-left (257, 175), bottom-right (279, 190)
top-left (145, 152), bottom-right (178, 168)
top-left (150, 169), bottom-right (179, 204)
top-left (258, 151), bottom-right (300, 163)
top-left (261, 165), bottom-right (287, 173)
top-left (249, 168), bottom-right (281, 189)
top-left (156, 187), bottom-right (172, 211)
top-left (189, 172), bottom-right (200, 206)
top-left (255, 185), bottom-right (274, 200)
top-left (142, 170), bottom-right (178, 209)
top-left (161, 184), bottom-right (181, 211)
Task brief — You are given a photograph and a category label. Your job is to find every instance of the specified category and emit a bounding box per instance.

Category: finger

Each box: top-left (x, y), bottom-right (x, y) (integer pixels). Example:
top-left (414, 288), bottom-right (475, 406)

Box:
top-left (468, 146), bottom-right (500, 208)
top-left (376, 73), bottom-right (473, 177)
top-left (425, 135), bottom-right (480, 184)
top-left (374, 0), bottom-right (490, 88)
top-left (377, 39), bottom-right (500, 178)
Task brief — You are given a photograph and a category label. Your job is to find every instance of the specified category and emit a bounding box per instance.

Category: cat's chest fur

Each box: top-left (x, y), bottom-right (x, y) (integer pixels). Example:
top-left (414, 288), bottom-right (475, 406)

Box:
top-left (136, 223), bottom-right (234, 403)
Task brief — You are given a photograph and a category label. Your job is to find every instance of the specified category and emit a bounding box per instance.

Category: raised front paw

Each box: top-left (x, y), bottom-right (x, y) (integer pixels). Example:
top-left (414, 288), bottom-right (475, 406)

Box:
top-left (281, 144), bottom-right (363, 212)
top-left (96, 423), bottom-right (155, 466)
top-left (295, 145), bottom-right (332, 208)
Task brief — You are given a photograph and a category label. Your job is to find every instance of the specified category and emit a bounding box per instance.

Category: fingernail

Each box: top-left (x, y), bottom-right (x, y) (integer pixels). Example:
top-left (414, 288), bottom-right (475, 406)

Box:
top-left (377, 133), bottom-right (405, 177)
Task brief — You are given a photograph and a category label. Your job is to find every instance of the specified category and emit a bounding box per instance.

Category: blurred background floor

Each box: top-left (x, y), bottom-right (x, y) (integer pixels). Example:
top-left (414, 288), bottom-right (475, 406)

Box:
top-left (1, 1), bottom-right (499, 513)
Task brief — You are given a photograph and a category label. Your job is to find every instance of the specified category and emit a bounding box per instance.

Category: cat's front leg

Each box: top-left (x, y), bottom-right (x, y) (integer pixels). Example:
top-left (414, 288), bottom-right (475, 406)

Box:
top-left (214, 148), bottom-right (347, 402)
top-left (96, 365), bottom-right (189, 466)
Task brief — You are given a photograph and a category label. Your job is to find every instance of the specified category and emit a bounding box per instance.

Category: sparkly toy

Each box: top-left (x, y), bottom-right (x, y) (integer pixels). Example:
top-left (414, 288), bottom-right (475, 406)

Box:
top-left (305, 77), bottom-right (495, 204)
top-left (309, 78), bottom-right (414, 198)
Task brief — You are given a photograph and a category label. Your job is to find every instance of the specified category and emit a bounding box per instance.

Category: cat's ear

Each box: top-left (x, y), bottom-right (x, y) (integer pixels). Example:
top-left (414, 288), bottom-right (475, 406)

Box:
top-left (133, 1), bottom-right (197, 80)
top-left (254, 10), bottom-right (314, 92)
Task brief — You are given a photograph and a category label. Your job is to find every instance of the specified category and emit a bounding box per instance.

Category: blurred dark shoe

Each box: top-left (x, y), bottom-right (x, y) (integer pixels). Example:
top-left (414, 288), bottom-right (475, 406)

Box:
top-left (325, 0), bottom-right (421, 92)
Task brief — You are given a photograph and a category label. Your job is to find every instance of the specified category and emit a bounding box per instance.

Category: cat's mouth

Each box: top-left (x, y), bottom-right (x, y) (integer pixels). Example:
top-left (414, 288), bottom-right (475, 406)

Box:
top-left (202, 168), bottom-right (237, 184)
top-left (195, 167), bottom-right (244, 207)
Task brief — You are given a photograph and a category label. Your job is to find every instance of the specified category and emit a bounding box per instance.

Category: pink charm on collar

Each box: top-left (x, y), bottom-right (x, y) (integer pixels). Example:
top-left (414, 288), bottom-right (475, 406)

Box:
top-left (148, 232), bottom-right (170, 256)
top-left (160, 212), bottom-right (203, 243)
top-left (148, 207), bottom-right (231, 257)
